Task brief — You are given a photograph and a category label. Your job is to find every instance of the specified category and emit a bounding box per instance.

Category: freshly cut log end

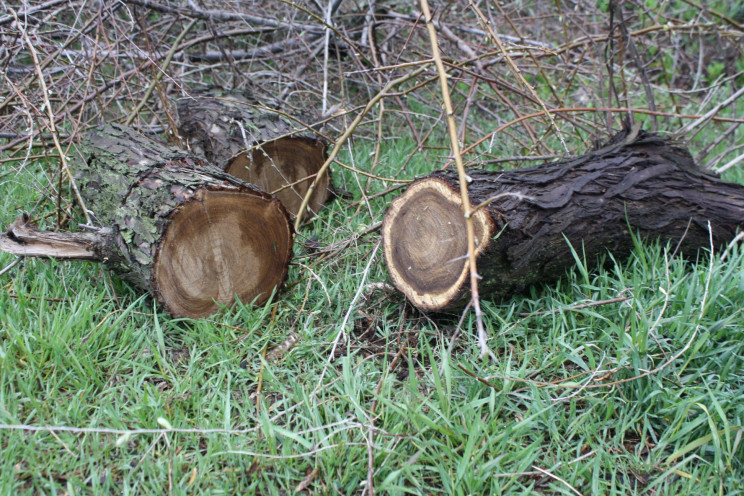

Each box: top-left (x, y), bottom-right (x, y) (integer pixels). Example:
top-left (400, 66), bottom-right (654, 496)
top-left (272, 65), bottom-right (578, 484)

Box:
top-left (0, 123), bottom-right (296, 319)
top-left (383, 130), bottom-right (744, 313)
top-left (154, 188), bottom-right (293, 318)
top-left (177, 95), bottom-right (331, 219)
top-left (227, 137), bottom-right (330, 217)
top-left (77, 123), bottom-right (295, 319)
top-left (382, 178), bottom-right (494, 311)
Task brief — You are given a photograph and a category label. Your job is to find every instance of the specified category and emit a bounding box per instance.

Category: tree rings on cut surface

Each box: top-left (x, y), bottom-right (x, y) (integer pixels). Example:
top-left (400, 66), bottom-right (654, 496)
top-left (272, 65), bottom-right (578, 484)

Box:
top-left (382, 178), bottom-right (493, 311)
top-left (383, 130), bottom-right (744, 313)
top-left (0, 123), bottom-right (297, 319)
top-left (227, 137), bottom-right (329, 217)
top-left (75, 123), bottom-right (294, 319)
top-left (177, 95), bottom-right (331, 219)
top-left (154, 188), bottom-right (293, 318)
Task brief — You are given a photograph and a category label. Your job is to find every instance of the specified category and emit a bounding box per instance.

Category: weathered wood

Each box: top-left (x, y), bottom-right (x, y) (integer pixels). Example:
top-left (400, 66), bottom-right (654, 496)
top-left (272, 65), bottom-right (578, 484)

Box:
top-left (382, 130), bottom-right (744, 312)
top-left (0, 214), bottom-right (117, 261)
top-left (0, 124), bottom-right (294, 318)
top-left (177, 94), bottom-right (331, 218)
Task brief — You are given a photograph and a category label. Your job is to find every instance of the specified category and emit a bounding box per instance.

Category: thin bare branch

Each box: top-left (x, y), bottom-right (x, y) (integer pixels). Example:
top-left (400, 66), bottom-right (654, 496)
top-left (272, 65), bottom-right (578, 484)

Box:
top-left (419, 0), bottom-right (493, 360)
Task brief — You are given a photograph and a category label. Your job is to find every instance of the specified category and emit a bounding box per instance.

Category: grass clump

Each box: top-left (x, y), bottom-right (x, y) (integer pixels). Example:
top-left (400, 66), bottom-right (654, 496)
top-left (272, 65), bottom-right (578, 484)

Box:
top-left (2, 138), bottom-right (743, 495)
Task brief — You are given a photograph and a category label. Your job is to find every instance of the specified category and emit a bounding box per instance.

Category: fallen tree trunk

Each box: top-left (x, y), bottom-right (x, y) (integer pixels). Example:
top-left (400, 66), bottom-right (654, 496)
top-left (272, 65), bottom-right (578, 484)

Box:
top-left (177, 94), bottom-right (331, 218)
top-left (382, 130), bottom-right (744, 312)
top-left (0, 124), bottom-right (294, 318)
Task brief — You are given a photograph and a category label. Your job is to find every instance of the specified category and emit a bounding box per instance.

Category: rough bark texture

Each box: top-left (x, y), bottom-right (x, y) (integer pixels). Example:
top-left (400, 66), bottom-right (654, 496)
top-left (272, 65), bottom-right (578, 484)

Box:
top-left (177, 94), bottom-right (331, 218)
top-left (1, 124), bottom-right (294, 318)
top-left (382, 130), bottom-right (744, 312)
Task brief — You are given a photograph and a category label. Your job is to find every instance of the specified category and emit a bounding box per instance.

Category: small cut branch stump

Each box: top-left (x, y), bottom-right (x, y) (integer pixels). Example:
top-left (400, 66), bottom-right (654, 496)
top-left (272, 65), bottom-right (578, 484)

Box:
top-left (177, 94), bottom-right (330, 219)
top-left (382, 130), bottom-right (744, 312)
top-left (0, 124), bottom-right (293, 318)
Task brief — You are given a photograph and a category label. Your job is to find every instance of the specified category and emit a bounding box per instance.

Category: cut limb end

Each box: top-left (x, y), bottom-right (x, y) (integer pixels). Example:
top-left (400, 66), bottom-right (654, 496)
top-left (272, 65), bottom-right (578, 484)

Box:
top-left (153, 188), bottom-right (293, 318)
top-left (226, 137), bottom-right (329, 219)
top-left (382, 178), bottom-right (493, 311)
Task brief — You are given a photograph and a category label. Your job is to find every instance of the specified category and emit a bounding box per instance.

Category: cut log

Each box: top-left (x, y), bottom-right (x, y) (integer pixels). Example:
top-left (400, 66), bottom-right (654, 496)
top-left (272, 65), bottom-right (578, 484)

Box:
top-left (177, 94), bottom-right (331, 218)
top-left (382, 130), bottom-right (744, 312)
top-left (0, 124), bottom-right (293, 318)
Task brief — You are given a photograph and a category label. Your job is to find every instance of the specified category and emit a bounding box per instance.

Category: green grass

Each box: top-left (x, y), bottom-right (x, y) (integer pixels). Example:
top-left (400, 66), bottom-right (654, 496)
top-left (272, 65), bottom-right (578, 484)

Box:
top-left (1, 136), bottom-right (743, 495)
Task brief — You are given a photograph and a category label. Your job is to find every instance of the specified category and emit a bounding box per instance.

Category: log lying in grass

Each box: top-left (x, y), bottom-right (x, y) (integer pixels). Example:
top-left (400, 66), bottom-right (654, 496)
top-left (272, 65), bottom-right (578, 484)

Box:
top-left (382, 130), bottom-right (744, 312)
top-left (0, 124), bottom-right (293, 318)
top-left (177, 94), bottom-right (331, 218)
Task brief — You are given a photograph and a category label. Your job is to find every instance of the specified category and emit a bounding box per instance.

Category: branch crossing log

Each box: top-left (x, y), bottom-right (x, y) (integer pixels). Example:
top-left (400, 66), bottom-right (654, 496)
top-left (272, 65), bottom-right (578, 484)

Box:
top-left (1, 124), bottom-right (294, 318)
top-left (382, 130), bottom-right (744, 312)
top-left (177, 93), bottom-right (330, 219)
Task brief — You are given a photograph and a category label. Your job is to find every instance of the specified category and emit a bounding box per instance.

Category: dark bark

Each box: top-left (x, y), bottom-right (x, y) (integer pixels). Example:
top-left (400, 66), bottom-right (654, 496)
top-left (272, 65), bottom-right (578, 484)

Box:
top-left (382, 130), bottom-right (744, 312)
top-left (0, 124), bottom-right (293, 318)
top-left (177, 93), bottom-right (331, 218)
